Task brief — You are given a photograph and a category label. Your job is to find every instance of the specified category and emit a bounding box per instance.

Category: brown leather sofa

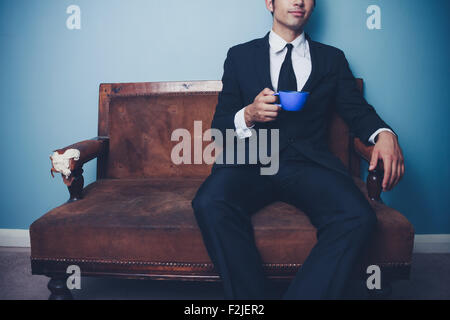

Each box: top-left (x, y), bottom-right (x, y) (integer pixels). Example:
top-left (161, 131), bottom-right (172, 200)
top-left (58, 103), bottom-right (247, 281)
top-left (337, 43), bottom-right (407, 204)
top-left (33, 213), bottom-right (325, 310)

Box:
top-left (30, 80), bottom-right (414, 300)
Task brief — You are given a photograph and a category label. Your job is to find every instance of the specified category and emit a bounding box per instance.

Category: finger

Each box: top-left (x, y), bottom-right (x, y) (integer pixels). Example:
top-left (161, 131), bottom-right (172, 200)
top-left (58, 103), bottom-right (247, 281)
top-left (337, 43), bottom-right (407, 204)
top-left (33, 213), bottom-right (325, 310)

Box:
top-left (388, 160), bottom-right (399, 190)
top-left (263, 104), bottom-right (282, 112)
top-left (260, 95), bottom-right (278, 103)
top-left (386, 160), bottom-right (395, 190)
top-left (257, 112), bottom-right (275, 120)
top-left (256, 88), bottom-right (271, 99)
top-left (382, 158), bottom-right (392, 191)
top-left (262, 111), bottom-right (279, 118)
top-left (395, 160), bottom-right (404, 186)
top-left (263, 116), bottom-right (278, 122)
top-left (369, 151), bottom-right (378, 171)
top-left (389, 159), bottom-right (398, 190)
top-left (398, 161), bottom-right (405, 183)
top-left (392, 159), bottom-right (402, 189)
top-left (391, 163), bottom-right (400, 189)
top-left (262, 88), bottom-right (275, 96)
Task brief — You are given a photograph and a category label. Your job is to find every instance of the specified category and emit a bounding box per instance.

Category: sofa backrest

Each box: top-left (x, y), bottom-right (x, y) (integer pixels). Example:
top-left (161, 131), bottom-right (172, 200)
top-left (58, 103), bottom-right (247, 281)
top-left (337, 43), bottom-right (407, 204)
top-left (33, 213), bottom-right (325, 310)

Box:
top-left (98, 80), bottom-right (362, 179)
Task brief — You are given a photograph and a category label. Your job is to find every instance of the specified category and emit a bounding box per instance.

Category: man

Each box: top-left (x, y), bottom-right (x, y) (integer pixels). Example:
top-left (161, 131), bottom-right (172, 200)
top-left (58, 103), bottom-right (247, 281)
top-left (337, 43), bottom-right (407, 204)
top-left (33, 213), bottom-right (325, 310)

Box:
top-left (191, 0), bottom-right (405, 300)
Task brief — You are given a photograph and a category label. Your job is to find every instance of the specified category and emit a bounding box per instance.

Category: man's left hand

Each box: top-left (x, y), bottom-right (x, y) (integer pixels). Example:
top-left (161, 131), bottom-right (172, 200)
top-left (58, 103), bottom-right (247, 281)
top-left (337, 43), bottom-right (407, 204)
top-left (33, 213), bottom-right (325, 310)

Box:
top-left (369, 131), bottom-right (405, 192)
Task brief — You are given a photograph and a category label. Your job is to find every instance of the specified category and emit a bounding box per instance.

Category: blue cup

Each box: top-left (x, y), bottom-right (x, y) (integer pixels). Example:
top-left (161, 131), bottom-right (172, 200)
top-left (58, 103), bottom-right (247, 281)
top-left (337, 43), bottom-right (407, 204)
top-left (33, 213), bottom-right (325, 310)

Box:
top-left (273, 91), bottom-right (310, 111)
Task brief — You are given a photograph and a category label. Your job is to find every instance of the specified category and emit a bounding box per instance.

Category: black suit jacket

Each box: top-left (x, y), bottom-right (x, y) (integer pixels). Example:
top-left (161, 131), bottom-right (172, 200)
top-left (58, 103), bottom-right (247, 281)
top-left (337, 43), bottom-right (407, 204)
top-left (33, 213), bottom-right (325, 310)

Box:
top-left (211, 32), bottom-right (397, 177)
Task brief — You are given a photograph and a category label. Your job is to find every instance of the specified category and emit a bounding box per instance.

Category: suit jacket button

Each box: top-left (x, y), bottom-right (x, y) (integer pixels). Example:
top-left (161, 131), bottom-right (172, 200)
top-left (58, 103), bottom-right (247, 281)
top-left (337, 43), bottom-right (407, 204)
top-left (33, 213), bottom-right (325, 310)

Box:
top-left (289, 138), bottom-right (295, 143)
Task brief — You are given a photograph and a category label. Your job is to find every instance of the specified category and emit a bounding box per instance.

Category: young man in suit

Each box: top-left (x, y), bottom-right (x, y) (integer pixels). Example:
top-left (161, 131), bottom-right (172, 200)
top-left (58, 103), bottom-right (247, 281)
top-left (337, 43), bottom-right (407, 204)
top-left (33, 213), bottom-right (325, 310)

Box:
top-left (191, 0), bottom-right (405, 300)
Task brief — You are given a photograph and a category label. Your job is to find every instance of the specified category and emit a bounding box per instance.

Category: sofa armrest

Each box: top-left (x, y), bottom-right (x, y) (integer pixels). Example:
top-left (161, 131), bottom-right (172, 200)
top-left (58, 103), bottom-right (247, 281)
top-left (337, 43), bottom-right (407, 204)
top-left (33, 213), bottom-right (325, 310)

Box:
top-left (50, 136), bottom-right (109, 202)
top-left (353, 137), bottom-right (384, 202)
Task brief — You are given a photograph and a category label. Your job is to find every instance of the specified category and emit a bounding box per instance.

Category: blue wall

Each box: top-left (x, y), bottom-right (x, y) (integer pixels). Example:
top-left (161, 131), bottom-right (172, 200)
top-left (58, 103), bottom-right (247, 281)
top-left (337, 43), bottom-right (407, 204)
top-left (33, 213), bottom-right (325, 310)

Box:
top-left (0, 0), bottom-right (449, 233)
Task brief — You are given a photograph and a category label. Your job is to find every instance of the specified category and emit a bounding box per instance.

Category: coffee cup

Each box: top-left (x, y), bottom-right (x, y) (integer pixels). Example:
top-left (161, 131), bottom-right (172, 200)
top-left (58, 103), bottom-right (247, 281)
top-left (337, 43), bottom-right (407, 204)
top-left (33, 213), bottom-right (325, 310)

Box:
top-left (273, 91), bottom-right (310, 111)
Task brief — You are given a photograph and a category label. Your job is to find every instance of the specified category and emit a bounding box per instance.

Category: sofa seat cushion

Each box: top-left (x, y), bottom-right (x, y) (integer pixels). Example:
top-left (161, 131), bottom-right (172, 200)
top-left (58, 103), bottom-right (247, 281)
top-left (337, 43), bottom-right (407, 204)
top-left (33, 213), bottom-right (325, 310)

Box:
top-left (30, 178), bottom-right (414, 271)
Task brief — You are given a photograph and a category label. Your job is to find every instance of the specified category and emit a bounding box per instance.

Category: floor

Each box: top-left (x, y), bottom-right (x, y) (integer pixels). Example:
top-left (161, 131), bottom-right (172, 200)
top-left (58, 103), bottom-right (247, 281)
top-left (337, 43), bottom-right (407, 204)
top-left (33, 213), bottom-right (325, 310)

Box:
top-left (1, 247), bottom-right (449, 300)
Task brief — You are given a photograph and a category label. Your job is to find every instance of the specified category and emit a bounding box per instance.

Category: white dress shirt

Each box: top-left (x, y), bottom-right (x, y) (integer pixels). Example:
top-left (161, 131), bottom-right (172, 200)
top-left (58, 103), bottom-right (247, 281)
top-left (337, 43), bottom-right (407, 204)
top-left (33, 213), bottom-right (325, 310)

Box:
top-left (233, 29), bottom-right (395, 144)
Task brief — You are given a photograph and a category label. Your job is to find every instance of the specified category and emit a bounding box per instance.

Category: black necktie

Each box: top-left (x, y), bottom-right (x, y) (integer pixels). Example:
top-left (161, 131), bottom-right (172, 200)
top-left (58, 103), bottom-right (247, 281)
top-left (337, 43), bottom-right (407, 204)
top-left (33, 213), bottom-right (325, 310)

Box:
top-left (277, 43), bottom-right (297, 92)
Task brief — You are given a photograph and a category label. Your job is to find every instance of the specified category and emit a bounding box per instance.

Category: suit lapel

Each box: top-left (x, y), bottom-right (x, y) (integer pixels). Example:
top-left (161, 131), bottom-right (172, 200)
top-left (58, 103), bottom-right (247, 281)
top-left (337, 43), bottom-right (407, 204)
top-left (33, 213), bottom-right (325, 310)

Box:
top-left (253, 32), bottom-right (324, 94)
top-left (301, 33), bottom-right (323, 93)
top-left (254, 32), bottom-right (274, 91)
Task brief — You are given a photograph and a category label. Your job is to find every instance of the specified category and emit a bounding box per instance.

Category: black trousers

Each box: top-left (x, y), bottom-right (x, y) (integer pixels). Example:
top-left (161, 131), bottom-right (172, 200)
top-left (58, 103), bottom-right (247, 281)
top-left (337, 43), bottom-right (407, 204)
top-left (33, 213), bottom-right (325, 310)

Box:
top-left (191, 145), bottom-right (377, 300)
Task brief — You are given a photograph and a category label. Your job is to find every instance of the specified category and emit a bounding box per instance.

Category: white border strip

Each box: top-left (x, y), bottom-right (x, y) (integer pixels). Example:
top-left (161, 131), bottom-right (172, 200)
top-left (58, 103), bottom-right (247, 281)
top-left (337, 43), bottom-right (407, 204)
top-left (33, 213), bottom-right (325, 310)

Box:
top-left (0, 229), bottom-right (449, 253)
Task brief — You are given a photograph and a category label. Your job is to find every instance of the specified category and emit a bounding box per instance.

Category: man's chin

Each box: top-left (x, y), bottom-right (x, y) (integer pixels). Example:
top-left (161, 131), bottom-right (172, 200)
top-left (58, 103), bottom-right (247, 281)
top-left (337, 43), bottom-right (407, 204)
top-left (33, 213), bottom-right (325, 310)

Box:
top-left (287, 19), bottom-right (308, 30)
top-left (289, 23), bottom-right (307, 32)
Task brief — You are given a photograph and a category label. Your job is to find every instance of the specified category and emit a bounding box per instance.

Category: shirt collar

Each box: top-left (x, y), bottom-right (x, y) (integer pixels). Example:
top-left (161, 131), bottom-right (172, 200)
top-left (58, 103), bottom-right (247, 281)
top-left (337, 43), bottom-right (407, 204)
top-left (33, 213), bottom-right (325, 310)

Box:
top-left (269, 29), bottom-right (306, 54)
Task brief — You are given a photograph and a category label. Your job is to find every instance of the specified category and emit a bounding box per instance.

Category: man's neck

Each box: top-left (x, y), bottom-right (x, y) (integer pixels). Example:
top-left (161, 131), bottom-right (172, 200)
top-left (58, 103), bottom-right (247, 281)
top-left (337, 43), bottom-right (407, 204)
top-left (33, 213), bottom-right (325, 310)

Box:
top-left (272, 22), bottom-right (304, 43)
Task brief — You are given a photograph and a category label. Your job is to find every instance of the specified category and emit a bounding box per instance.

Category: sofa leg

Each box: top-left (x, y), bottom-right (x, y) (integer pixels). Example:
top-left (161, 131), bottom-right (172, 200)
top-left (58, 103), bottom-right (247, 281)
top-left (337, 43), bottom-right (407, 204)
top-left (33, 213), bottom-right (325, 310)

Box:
top-left (48, 276), bottom-right (74, 300)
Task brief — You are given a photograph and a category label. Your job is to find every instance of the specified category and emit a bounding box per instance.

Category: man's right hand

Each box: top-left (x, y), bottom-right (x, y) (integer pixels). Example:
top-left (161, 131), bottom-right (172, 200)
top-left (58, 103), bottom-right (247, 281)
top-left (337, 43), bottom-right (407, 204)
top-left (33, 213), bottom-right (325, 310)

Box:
top-left (244, 88), bottom-right (281, 127)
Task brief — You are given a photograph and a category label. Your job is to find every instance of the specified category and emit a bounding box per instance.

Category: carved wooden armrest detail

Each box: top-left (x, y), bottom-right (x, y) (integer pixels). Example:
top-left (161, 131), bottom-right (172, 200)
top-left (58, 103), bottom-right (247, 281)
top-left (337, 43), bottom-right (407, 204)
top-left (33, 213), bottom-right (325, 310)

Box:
top-left (49, 136), bottom-right (109, 202)
top-left (353, 137), bottom-right (384, 202)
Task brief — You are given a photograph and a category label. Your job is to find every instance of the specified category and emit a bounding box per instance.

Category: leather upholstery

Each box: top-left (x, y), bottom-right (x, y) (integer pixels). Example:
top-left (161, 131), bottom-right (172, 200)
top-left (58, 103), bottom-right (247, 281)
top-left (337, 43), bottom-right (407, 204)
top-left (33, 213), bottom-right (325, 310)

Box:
top-left (30, 177), bottom-right (413, 274)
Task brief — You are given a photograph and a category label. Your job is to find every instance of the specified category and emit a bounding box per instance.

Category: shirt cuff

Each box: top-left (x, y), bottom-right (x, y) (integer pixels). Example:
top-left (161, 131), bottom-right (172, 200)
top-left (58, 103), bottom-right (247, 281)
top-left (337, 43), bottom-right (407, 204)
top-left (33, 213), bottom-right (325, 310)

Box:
top-left (369, 128), bottom-right (396, 144)
top-left (234, 107), bottom-right (254, 139)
